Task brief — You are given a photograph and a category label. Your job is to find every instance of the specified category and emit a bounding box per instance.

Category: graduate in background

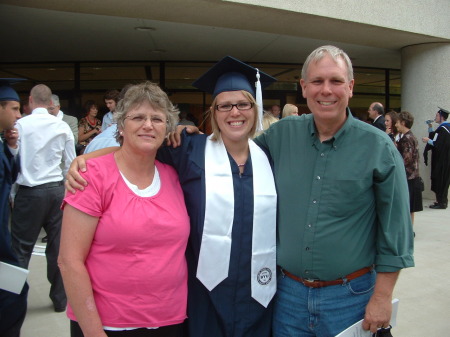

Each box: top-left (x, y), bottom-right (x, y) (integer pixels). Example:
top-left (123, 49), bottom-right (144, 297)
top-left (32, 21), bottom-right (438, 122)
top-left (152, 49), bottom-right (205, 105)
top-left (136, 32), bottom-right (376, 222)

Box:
top-left (0, 79), bottom-right (28, 337)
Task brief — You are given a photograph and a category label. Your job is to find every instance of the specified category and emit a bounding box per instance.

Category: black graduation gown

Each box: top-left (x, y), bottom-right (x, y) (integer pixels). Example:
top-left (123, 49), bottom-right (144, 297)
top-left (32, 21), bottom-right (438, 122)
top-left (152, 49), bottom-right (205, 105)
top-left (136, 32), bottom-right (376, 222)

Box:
top-left (429, 123), bottom-right (450, 198)
top-left (157, 132), bottom-right (273, 337)
top-left (0, 141), bottom-right (28, 336)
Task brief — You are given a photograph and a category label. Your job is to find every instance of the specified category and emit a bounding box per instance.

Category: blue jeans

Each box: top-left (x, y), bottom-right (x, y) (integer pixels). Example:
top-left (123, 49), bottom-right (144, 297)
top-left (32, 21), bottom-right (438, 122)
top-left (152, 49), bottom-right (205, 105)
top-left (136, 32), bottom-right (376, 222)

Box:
top-left (272, 269), bottom-right (376, 337)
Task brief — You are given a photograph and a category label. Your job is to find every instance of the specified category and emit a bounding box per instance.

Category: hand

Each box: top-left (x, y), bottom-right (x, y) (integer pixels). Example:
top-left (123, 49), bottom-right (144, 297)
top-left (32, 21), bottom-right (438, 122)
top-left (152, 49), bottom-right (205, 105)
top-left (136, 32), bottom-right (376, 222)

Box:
top-left (65, 156), bottom-right (88, 193)
top-left (421, 137), bottom-right (429, 143)
top-left (4, 128), bottom-right (19, 148)
top-left (362, 294), bottom-right (392, 333)
top-left (166, 125), bottom-right (200, 148)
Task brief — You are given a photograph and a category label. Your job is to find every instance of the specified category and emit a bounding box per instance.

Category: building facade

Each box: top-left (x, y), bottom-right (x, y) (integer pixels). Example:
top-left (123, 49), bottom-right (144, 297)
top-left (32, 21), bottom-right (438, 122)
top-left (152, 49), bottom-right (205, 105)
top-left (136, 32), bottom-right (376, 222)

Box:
top-left (1, 0), bottom-right (449, 197)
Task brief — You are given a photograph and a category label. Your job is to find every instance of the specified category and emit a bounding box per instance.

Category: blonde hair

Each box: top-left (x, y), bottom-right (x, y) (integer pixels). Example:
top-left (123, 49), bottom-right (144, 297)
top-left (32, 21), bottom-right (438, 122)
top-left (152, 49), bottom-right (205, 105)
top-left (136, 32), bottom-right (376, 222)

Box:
top-left (209, 90), bottom-right (258, 141)
top-left (282, 104), bottom-right (298, 118)
top-left (262, 111), bottom-right (279, 130)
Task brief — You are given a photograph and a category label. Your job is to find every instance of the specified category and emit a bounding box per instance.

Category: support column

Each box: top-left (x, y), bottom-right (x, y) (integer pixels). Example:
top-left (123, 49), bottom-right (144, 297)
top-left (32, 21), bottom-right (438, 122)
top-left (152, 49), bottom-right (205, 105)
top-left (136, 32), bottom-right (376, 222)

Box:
top-left (401, 43), bottom-right (450, 200)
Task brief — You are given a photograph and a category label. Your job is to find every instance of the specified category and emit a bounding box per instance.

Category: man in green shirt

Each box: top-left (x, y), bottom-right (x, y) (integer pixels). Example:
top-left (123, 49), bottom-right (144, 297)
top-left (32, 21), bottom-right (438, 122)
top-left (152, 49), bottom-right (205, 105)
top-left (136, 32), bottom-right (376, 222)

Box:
top-left (254, 45), bottom-right (414, 337)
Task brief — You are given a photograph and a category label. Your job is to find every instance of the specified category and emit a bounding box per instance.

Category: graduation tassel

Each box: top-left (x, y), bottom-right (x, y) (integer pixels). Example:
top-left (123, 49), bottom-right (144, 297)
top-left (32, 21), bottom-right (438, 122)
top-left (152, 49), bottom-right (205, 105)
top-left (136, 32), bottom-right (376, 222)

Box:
top-left (255, 68), bottom-right (263, 132)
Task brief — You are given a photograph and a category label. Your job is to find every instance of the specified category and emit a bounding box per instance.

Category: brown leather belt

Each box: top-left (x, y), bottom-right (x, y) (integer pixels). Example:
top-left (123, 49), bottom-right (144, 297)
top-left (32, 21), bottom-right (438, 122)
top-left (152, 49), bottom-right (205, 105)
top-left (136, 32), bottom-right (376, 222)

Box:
top-left (282, 266), bottom-right (373, 288)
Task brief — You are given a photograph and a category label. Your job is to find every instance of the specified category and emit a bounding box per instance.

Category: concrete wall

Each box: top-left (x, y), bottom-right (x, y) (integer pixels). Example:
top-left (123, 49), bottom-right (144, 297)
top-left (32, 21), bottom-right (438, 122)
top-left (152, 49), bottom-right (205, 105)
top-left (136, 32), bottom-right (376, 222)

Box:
top-left (401, 42), bottom-right (450, 199)
top-left (226, 0), bottom-right (450, 39)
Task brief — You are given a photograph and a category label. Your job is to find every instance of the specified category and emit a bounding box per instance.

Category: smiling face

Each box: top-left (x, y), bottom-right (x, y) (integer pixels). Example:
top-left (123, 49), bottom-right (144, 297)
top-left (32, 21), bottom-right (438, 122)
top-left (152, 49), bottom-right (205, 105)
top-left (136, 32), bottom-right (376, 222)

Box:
top-left (212, 90), bottom-right (256, 145)
top-left (120, 101), bottom-right (167, 155)
top-left (300, 54), bottom-right (354, 128)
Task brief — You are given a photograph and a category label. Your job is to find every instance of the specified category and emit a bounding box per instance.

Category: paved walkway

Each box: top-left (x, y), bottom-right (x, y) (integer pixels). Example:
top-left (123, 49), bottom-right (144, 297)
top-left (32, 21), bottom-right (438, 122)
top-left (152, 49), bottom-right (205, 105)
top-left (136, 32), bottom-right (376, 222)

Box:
top-left (20, 199), bottom-right (449, 337)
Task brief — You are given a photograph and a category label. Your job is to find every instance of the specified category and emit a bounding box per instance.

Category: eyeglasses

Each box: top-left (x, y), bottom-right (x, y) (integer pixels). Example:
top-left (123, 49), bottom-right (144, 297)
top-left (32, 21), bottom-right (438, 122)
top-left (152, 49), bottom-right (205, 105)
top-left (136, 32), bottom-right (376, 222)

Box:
top-left (215, 102), bottom-right (254, 112)
top-left (124, 114), bottom-right (167, 126)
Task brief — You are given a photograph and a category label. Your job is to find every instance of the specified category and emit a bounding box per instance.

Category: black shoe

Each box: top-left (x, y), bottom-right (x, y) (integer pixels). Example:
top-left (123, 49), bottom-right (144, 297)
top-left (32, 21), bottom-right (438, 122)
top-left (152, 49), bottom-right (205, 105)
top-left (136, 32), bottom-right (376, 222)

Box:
top-left (54, 305), bottom-right (66, 313)
top-left (430, 204), bottom-right (446, 209)
top-left (41, 236), bottom-right (48, 243)
top-left (429, 202), bottom-right (438, 207)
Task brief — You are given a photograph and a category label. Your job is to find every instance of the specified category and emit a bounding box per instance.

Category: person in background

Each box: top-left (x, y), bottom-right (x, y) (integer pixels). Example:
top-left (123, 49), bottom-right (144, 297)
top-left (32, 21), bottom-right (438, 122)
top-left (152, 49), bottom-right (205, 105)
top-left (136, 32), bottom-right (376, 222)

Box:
top-left (254, 45), bottom-right (414, 336)
top-left (260, 110), bottom-right (279, 132)
top-left (270, 104), bottom-right (281, 119)
top-left (421, 107), bottom-right (450, 209)
top-left (0, 78), bottom-right (28, 337)
top-left (101, 89), bottom-right (120, 131)
top-left (385, 110), bottom-right (400, 143)
top-left (281, 104), bottom-right (298, 118)
top-left (20, 100), bottom-right (31, 117)
top-left (65, 56), bottom-right (278, 337)
top-left (396, 111), bottom-right (423, 224)
top-left (11, 84), bottom-right (75, 313)
top-left (178, 111), bottom-right (196, 126)
top-left (84, 85), bottom-right (134, 154)
top-left (59, 82), bottom-right (190, 337)
top-left (48, 94), bottom-right (78, 144)
top-left (368, 102), bottom-right (386, 132)
top-left (40, 94), bottom-right (79, 244)
top-left (77, 100), bottom-right (101, 152)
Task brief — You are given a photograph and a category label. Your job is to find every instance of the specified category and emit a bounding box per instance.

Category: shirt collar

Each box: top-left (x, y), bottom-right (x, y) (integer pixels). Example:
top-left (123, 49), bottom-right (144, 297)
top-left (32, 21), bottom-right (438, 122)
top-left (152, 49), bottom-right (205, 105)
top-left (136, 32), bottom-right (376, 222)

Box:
top-left (31, 107), bottom-right (50, 115)
top-left (309, 108), bottom-right (354, 148)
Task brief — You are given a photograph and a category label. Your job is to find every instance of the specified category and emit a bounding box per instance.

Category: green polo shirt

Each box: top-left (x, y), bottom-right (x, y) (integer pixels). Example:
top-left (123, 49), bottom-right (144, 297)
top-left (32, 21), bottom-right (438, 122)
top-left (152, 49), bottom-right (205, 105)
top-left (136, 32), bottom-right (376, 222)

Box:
top-left (254, 111), bottom-right (414, 281)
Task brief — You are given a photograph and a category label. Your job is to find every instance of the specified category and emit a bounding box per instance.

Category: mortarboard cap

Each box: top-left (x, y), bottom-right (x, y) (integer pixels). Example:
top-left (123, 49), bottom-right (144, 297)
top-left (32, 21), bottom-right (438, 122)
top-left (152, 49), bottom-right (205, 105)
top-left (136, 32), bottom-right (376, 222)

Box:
top-left (192, 56), bottom-right (276, 98)
top-left (438, 107), bottom-right (449, 119)
top-left (0, 78), bottom-right (26, 102)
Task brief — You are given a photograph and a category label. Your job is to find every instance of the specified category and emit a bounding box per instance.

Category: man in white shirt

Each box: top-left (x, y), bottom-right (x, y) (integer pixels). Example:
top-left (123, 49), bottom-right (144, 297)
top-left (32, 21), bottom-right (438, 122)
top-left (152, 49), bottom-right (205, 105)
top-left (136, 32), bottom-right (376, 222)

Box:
top-left (11, 84), bottom-right (75, 313)
top-left (101, 89), bottom-right (120, 131)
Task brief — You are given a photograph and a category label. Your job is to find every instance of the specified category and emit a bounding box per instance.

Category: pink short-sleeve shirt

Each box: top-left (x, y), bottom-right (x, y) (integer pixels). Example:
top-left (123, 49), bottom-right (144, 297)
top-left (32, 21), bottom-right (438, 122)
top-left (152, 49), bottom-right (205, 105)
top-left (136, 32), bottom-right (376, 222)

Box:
top-left (63, 153), bottom-right (190, 328)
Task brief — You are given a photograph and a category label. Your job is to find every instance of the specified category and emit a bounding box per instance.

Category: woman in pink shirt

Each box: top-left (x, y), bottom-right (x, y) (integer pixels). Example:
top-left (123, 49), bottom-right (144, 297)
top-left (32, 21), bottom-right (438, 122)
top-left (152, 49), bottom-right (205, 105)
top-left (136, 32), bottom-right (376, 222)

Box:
top-left (58, 82), bottom-right (190, 337)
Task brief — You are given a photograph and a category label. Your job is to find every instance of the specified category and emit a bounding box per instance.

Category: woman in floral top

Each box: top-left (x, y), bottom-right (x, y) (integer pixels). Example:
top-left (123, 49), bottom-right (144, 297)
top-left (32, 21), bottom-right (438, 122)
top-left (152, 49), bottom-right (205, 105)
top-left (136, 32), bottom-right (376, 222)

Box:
top-left (78, 100), bottom-right (102, 153)
top-left (396, 111), bottom-right (423, 224)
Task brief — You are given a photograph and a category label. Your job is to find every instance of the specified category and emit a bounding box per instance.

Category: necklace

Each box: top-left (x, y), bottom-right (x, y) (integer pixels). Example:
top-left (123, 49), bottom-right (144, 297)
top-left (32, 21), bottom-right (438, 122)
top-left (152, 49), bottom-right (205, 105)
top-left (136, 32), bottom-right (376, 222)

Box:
top-left (237, 163), bottom-right (245, 167)
top-left (86, 116), bottom-right (96, 126)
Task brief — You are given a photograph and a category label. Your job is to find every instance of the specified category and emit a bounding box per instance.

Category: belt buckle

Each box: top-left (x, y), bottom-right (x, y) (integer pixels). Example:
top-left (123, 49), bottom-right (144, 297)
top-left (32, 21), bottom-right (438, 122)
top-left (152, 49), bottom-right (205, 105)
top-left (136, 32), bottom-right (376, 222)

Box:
top-left (303, 278), bottom-right (317, 283)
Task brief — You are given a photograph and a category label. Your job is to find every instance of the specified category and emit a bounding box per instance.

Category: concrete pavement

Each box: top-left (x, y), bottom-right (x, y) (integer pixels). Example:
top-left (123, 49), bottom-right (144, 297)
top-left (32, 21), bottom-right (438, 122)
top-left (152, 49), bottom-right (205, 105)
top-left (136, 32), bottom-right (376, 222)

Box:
top-left (20, 199), bottom-right (450, 337)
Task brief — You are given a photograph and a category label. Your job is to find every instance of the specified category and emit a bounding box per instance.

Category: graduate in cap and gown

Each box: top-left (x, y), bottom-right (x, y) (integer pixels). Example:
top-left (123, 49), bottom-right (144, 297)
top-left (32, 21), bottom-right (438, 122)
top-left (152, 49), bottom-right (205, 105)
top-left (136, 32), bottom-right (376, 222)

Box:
top-left (422, 107), bottom-right (450, 209)
top-left (158, 56), bottom-right (277, 337)
top-left (65, 57), bottom-right (278, 337)
top-left (0, 79), bottom-right (29, 337)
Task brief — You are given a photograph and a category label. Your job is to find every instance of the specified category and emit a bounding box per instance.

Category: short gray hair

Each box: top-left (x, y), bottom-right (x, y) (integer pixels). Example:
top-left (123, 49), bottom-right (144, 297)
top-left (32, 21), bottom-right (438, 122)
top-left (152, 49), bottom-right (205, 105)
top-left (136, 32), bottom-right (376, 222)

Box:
top-left (51, 94), bottom-right (60, 106)
top-left (301, 45), bottom-right (354, 82)
top-left (115, 81), bottom-right (179, 145)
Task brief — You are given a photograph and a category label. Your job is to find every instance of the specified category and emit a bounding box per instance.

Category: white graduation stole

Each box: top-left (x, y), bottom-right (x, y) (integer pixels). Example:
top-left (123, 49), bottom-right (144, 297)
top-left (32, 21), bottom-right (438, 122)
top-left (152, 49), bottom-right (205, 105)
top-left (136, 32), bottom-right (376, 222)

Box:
top-left (197, 135), bottom-right (277, 307)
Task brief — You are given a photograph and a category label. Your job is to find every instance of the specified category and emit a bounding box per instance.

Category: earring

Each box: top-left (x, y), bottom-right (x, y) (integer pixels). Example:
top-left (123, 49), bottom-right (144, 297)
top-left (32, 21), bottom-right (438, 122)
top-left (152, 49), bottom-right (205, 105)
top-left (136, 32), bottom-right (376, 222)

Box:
top-left (120, 131), bottom-right (123, 135)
